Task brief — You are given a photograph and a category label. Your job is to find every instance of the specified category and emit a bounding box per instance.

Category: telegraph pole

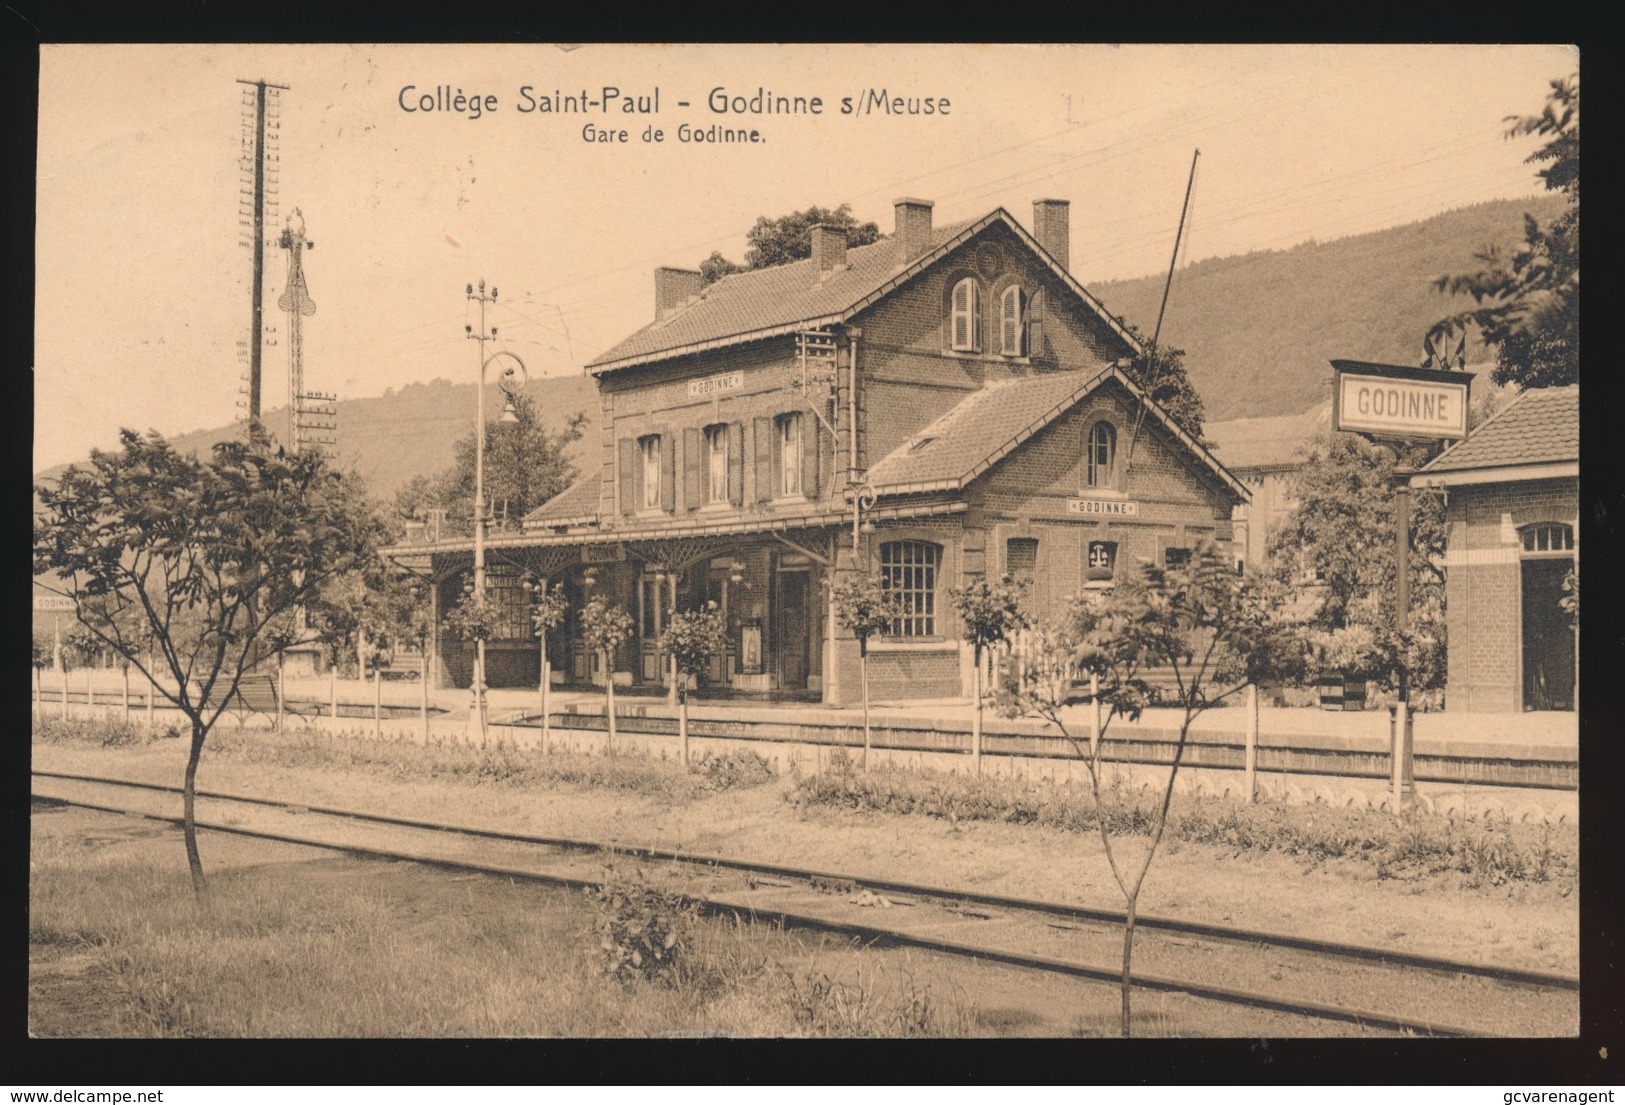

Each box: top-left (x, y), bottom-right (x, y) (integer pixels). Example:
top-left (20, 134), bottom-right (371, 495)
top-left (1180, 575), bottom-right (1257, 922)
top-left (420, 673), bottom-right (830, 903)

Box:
top-left (237, 78), bottom-right (289, 428)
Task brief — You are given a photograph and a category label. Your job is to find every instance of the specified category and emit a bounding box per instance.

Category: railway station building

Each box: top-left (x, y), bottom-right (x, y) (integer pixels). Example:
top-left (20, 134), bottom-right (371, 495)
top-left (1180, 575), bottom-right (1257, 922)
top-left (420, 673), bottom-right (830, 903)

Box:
top-left (388, 198), bottom-right (1249, 706)
top-left (1413, 384), bottom-right (1579, 713)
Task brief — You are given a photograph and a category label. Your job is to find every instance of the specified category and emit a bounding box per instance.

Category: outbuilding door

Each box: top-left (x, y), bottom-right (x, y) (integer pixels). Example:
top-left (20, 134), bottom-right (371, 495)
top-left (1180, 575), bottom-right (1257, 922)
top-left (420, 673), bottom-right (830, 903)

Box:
top-left (1522, 558), bottom-right (1575, 711)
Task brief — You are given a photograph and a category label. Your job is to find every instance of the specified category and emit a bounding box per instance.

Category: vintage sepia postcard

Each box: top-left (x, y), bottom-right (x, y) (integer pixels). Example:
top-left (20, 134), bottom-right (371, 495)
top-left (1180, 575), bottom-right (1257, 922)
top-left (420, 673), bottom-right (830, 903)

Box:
top-left (30, 43), bottom-right (1584, 1053)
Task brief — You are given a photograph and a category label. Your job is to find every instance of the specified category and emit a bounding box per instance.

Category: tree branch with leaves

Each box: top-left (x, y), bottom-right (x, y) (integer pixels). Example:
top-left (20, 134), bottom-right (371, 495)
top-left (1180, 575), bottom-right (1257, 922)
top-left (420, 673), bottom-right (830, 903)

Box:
top-left (33, 428), bottom-right (385, 897)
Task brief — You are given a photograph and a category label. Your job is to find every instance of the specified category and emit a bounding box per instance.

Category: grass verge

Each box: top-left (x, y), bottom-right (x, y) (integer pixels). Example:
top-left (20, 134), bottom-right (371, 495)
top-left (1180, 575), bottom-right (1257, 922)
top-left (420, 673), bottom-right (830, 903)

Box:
top-left (29, 820), bottom-right (977, 1038)
top-left (787, 764), bottom-right (1577, 889)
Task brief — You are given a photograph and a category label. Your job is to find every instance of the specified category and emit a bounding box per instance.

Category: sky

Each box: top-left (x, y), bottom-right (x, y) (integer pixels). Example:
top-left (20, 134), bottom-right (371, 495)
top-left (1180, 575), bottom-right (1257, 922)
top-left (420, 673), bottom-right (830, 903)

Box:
top-left (33, 43), bottom-right (1577, 471)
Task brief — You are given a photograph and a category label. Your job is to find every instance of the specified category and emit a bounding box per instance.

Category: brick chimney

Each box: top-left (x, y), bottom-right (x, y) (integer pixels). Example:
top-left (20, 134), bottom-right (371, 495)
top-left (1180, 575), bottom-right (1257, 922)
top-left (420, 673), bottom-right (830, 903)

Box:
top-left (809, 223), bottom-right (848, 278)
top-left (1031, 199), bottom-right (1070, 271)
top-left (654, 267), bottom-right (703, 320)
top-left (894, 197), bottom-right (934, 263)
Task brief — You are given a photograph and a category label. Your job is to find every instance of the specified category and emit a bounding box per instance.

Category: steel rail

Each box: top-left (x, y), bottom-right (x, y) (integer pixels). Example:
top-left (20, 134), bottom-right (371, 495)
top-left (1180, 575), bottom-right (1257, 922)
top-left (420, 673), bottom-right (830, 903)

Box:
top-left (33, 789), bottom-right (1498, 1038)
top-left (33, 769), bottom-right (1578, 993)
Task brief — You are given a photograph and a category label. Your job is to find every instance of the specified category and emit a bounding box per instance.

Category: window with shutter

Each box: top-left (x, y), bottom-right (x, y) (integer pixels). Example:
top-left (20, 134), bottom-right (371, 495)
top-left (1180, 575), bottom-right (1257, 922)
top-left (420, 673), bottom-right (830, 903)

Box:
top-left (705, 424), bottom-right (729, 504)
top-left (1000, 285), bottom-right (1024, 356)
top-left (950, 277), bottom-right (980, 352)
top-left (776, 413), bottom-right (802, 497)
top-left (728, 422), bottom-right (745, 506)
top-left (800, 410), bottom-right (820, 498)
top-left (638, 435), bottom-right (661, 511)
top-left (617, 438), bottom-right (635, 516)
top-left (682, 427), bottom-right (701, 510)
top-left (754, 417), bottom-right (774, 502)
top-left (659, 433), bottom-right (676, 512)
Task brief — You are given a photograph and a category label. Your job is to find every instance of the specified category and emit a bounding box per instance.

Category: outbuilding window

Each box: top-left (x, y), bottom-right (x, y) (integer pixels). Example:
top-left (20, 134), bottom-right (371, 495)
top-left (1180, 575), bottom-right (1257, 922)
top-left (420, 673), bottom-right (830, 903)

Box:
top-left (1520, 523), bottom-right (1575, 555)
top-left (880, 540), bottom-right (940, 637)
top-left (950, 277), bottom-right (981, 353)
top-left (1086, 421), bottom-right (1117, 487)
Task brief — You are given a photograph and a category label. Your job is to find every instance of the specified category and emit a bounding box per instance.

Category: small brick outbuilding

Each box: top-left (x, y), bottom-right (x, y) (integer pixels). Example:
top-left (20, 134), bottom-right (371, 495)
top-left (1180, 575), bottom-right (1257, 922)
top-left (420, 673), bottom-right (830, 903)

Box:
top-left (1414, 385), bottom-right (1578, 712)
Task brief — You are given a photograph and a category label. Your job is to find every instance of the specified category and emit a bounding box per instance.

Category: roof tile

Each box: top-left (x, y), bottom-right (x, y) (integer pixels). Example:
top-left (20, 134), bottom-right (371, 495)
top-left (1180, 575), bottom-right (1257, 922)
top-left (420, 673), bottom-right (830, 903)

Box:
top-left (1424, 385), bottom-right (1578, 473)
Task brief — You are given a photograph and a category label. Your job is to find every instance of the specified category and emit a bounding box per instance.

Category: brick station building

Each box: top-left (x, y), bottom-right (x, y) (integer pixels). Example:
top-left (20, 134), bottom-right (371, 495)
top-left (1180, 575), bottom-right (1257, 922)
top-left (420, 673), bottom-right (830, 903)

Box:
top-left (389, 198), bottom-right (1248, 705)
top-left (1414, 384), bottom-right (1579, 712)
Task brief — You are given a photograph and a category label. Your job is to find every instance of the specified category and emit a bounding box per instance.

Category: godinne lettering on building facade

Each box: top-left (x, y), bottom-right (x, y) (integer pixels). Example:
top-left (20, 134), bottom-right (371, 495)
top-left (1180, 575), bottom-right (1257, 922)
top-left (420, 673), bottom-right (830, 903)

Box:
top-left (1068, 498), bottom-right (1139, 517)
top-left (688, 371), bottom-right (743, 399)
top-left (582, 544), bottom-right (626, 564)
top-left (1331, 359), bottom-right (1471, 441)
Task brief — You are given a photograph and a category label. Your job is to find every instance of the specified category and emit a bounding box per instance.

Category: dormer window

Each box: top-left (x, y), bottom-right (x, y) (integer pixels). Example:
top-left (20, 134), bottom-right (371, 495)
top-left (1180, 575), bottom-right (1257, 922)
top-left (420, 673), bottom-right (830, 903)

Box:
top-left (1000, 285), bottom-right (1025, 356)
top-left (1086, 421), bottom-right (1117, 488)
top-left (950, 277), bottom-right (981, 352)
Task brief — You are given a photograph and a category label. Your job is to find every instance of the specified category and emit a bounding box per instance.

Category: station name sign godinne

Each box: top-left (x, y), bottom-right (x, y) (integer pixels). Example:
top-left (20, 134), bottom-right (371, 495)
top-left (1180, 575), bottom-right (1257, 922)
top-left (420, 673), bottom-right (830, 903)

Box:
top-left (688, 371), bottom-right (743, 399)
top-left (34, 594), bottom-right (76, 613)
top-left (1331, 360), bottom-right (1471, 441)
top-left (1067, 497), bottom-right (1138, 517)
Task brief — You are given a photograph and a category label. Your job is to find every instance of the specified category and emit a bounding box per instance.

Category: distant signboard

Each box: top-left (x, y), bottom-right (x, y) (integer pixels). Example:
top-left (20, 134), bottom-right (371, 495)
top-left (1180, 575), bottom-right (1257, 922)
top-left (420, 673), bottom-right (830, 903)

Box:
top-left (582, 544), bottom-right (625, 564)
top-left (33, 595), bottom-right (76, 612)
top-left (1332, 360), bottom-right (1471, 441)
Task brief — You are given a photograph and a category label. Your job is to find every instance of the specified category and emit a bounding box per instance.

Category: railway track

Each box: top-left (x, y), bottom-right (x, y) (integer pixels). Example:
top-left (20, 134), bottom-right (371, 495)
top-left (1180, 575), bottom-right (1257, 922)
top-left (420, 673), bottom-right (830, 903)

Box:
top-left (32, 769), bottom-right (1579, 1038)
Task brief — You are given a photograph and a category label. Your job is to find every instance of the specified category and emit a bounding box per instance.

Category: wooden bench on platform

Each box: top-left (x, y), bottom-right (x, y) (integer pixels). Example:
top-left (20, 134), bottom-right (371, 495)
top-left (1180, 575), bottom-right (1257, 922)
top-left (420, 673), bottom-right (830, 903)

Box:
top-left (226, 673), bottom-right (323, 728)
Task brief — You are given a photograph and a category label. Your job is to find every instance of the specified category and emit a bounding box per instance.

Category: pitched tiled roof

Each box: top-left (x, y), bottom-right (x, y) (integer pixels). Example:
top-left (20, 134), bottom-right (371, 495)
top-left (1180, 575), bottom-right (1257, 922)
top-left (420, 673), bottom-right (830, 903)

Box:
top-left (522, 476), bottom-right (601, 528)
top-left (1206, 403), bottom-right (1331, 471)
top-left (1423, 385), bottom-right (1578, 473)
top-left (865, 367), bottom-right (1248, 502)
top-left (588, 209), bottom-right (1139, 372)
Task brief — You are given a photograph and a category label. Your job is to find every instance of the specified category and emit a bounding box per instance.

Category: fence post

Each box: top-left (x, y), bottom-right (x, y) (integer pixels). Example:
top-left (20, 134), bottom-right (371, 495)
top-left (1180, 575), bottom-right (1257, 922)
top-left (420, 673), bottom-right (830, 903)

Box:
top-left (33, 666), bottom-right (41, 721)
top-left (60, 667), bottom-right (69, 720)
top-left (276, 652), bottom-right (286, 734)
top-left (1245, 682), bottom-right (1259, 803)
top-left (146, 651), bottom-right (156, 727)
top-left (86, 669), bottom-right (95, 719)
top-left (373, 668), bottom-right (383, 740)
top-left (122, 663), bottom-right (131, 718)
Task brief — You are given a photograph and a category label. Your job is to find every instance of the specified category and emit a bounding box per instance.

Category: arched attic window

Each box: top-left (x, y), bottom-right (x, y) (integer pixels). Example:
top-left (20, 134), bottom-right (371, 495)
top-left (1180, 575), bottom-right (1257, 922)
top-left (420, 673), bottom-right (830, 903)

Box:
top-left (950, 277), bottom-right (981, 353)
top-left (1000, 285), bottom-right (1025, 356)
top-left (1086, 420), bottom-right (1117, 488)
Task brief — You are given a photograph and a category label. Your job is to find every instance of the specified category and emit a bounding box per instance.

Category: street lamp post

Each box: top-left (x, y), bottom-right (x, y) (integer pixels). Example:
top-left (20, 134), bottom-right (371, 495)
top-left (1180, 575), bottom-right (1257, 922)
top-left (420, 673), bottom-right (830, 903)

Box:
top-left (465, 279), bottom-right (526, 740)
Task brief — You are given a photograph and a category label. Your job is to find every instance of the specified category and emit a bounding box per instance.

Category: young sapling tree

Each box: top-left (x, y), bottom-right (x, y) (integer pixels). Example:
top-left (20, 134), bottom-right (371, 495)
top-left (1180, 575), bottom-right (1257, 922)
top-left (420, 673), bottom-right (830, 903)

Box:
top-left (947, 574), bottom-right (1029, 777)
top-left (659, 601), bottom-right (729, 766)
top-left (828, 574), bottom-right (902, 772)
top-left (580, 595), bottom-right (635, 745)
top-left (1002, 544), bottom-right (1303, 1036)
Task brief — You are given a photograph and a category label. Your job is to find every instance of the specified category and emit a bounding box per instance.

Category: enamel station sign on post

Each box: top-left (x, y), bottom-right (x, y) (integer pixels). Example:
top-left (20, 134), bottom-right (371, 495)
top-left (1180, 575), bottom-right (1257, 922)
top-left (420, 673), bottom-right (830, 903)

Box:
top-left (1331, 360), bottom-right (1472, 442)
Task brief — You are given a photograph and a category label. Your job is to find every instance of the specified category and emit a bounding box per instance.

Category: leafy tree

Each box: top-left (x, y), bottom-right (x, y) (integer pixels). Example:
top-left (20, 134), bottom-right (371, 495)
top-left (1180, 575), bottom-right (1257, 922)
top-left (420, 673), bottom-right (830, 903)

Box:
top-left (698, 250), bottom-right (744, 286)
top-left (33, 428), bottom-right (385, 896)
top-left (947, 574), bottom-right (1030, 777)
top-left (1117, 321), bottom-right (1208, 445)
top-left (580, 596), bottom-right (634, 744)
top-left (659, 601), bottom-right (728, 766)
top-left (699, 203), bottom-right (884, 284)
top-left (829, 574), bottom-right (904, 772)
top-left (1000, 546), bottom-right (1305, 1036)
top-left (398, 392), bottom-right (585, 536)
top-left (1266, 431), bottom-right (1447, 694)
top-left (1428, 75), bottom-right (1578, 389)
